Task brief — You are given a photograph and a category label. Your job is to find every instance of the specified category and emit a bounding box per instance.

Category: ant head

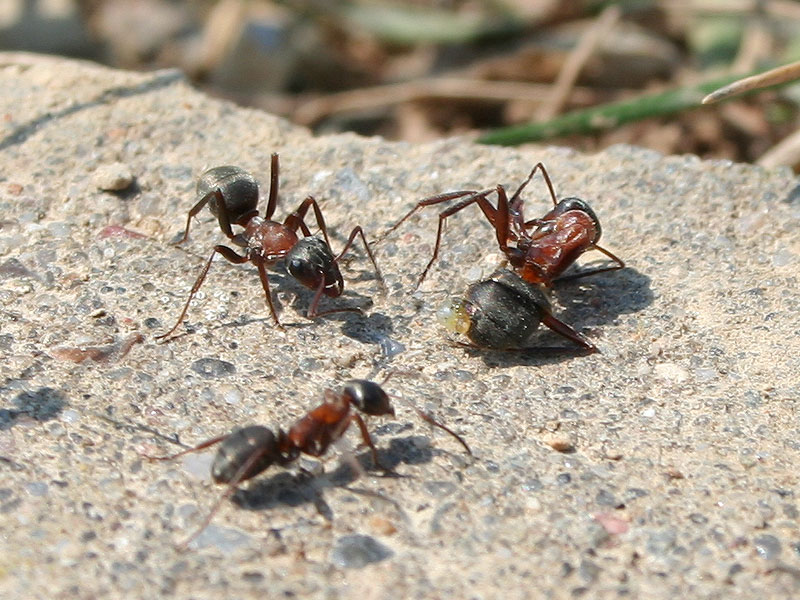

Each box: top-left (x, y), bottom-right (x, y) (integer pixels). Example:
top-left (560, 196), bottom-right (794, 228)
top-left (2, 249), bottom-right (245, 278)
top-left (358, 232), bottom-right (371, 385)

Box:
top-left (343, 379), bottom-right (395, 417)
top-left (198, 166), bottom-right (260, 227)
top-left (211, 425), bottom-right (279, 484)
top-left (552, 197), bottom-right (601, 243)
top-left (286, 237), bottom-right (344, 297)
top-left (439, 269), bottom-right (550, 349)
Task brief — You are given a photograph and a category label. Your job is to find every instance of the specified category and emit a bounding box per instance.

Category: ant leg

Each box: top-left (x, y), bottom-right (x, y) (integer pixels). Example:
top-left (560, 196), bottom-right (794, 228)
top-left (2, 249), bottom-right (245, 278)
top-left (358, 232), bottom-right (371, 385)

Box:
top-left (140, 435), bottom-right (228, 461)
top-left (509, 162), bottom-right (558, 209)
top-left (181, 188), bottom-right (249, 245)
top-left (254, 260), bottom-right (283, 328)
top-left (494, 184), bottom-right (516, 251)
top-left (177, 444), bottom-right (274, 550)
top-left (415, 410), bottom-right (472, 456)
top-left (414, 189), bottom-right (499, 288)
top-left (539, 311), bottom-right (598, 352)
top-left (376, 189), bottom-right (484, 243)
top-left (334, 226), bottom-right (386, 293)
top-left (177, 190), bottom-right (218, 244)
top-left (265, 153), bottom-right (279, 220)
top-left (305, 278), bottom-right (363, 319)
top-left (156, 245), bottom-right (249, 341)
top-left (211, 188), bottom-right (253, 244)
top-left (284, 196), bottom-right (326, 244)
top-left (554, 244), bottom-right (625, 282)
top-left (351, 413), bottom-right (392, 472)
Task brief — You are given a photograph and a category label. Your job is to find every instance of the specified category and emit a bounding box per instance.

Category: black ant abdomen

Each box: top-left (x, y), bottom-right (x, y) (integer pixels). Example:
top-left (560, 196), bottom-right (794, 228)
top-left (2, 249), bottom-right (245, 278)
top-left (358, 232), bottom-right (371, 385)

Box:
top-left (438, 269), bottom-right (551, 350)
top-left (438, 269), bottom-right (596, 352)
top-left (211, 425), bottom-right (283, 484)
top-left (195, 166), bottom-right (259, 229)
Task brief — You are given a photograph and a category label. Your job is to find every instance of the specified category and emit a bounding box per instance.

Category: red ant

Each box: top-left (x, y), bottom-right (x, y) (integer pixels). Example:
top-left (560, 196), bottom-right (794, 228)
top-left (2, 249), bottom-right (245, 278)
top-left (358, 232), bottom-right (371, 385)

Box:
top-left (156, 154), bottom-right (384, 340)
top-left (142, 378), bottom-right (471, 548)
top-left (381, 163), bottom-right (624, 351)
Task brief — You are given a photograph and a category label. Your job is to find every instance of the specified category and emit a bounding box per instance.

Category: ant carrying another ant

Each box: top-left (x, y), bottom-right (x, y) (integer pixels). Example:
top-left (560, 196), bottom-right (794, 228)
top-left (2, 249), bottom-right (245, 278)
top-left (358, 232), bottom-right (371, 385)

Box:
top-left (156, 154), bottom-right (384, 340)
top-left (142, 377), bottom-right (471, 548)
top-left (381, 163), bottom-right (624, 352)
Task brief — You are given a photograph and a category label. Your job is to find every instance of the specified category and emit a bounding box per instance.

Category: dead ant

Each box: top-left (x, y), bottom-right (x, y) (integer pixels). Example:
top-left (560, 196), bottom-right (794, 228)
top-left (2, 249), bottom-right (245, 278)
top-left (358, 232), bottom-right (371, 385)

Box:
top-left (381, 163), bottom-right (625, 351)
top-left (142, 378), bottom-right (471, 548)
top-left (156, 154), bottom-right (384, 340)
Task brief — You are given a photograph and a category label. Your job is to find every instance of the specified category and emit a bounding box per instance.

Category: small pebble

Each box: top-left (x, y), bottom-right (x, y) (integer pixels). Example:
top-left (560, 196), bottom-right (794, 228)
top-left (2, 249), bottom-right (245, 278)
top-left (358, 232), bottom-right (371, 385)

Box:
top-left (25, 482), bottom-right (48, 497)
top-left (595, 489), bottom-right (619, 507)
top-left (423, 481), bottom-right (456, 498)
top-left (220, 385), bottom-right (242, 405)
top-left (646, 529), bottom-right (677, 555)
top-left (368, 516), bottom-right (397, 536)
top-left (378, 336), bottom-right (405, 359)
top-left (545, 434), bottom-right (575, 453)
top-left (190, 358), bottom-right (236, 378)
top-left (653, 362), bottom-right (689, 383)
top-left (594, 513), bottom-right (629, 535)
top-left (330, 534), bottom-right (393, 569)
top-left (624, 488), bottom-right (649, 501)
top-left (92, 162), bottom-right (134, 191)
top-left (578, 559), bottom-right (600, 583)
top-left (190, 524), bottom-right (252, 552)
top-left (754, 534), bottom-right (781, 560)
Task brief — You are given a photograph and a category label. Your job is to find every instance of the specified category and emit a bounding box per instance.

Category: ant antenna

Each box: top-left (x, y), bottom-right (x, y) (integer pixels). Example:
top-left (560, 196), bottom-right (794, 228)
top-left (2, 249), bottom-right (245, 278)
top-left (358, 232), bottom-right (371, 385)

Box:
top-left (378, 371), bottom-right (472, 456)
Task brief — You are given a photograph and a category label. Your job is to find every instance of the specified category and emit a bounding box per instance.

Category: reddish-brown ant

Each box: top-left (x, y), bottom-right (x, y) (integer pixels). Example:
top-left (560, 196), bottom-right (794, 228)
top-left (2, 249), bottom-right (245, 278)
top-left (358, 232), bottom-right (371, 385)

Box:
top-left (142, 378), bottom-right (471, 547)
top-left (156, 154), bottom-right (384, 340)
top-left (382, 163), bottom-right (624, 351)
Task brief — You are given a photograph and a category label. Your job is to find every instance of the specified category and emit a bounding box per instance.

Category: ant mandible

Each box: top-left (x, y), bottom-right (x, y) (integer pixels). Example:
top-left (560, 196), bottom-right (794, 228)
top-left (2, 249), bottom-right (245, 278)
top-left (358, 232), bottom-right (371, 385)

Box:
top-left (156, 154), bottom-right (384, 340)
top-left (142, 378), bottom-right (471, 548)
top-left (381, 162), bottom-right (625, 351)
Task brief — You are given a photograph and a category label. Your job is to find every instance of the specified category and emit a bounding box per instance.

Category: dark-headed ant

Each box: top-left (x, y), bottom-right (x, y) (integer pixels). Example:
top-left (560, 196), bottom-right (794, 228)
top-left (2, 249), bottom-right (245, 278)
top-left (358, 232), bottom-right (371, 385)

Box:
top-left (381, 163), bottom-right (624, 351)
top-left (142, 378), bottom-right (471, 548)
top-left (156, 154), bottom-right (384, 340)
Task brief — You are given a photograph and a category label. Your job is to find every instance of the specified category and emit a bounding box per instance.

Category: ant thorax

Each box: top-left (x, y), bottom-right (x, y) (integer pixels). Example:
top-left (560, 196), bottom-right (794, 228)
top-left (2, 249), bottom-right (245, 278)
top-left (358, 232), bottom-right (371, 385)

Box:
top-left (244, 216), bottom-right (299, 261)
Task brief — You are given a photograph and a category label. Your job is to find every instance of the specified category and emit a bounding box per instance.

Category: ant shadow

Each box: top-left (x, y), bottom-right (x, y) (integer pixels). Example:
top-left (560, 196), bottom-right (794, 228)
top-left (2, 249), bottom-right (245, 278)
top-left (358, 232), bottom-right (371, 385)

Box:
top-left (270, 262), bottom-right (395, 345)
top-left (230, 435), bottom-right (444, 520)
top-left (463, 265), bottom-right (653, 368)
top-left (185, 262), bottom-right (394, 345)
top-left (0, 387), bottom-right (68, 431)
top-left (554, 264), bottom-right (653, 326)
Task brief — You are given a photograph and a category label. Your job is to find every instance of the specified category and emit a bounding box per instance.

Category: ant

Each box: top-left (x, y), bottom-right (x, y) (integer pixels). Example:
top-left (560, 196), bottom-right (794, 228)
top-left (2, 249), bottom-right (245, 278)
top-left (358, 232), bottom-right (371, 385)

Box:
top-left (381, 163), bottom-right (625, 352)
top-left (156, 154), bottom-right (384, 340)
top-left (142, 378), bottom-right (471, 548)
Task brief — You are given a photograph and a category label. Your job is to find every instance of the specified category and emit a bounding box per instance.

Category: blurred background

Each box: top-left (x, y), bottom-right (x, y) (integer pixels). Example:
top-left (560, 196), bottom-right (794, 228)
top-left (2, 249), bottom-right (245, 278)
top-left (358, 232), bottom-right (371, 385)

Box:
top-left (4, 0), bottom-right (800, 169)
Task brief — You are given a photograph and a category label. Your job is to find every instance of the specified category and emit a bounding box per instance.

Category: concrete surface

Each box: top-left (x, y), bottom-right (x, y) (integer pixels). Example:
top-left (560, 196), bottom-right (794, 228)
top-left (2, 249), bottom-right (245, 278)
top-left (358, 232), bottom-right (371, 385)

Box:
top-left (0, 53), bottom-right (799, 599)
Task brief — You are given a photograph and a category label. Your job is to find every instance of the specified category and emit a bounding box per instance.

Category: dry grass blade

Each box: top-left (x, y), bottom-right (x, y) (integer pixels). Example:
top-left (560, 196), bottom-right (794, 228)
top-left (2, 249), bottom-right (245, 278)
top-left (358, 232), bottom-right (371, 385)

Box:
top-left (292, 78), bottom-right (600, 127)
top-left (756, 128), bottom-right (800, 169)
top-left (536, 4), bottom-right (621, 121)
top-left (702, 60), bottom-right (800, 104)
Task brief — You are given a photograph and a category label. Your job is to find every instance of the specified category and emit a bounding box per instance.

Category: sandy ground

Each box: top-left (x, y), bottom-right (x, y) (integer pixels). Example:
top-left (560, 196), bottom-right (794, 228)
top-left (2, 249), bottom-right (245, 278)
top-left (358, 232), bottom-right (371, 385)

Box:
top-left (1, 53), bottom-right (799, 599)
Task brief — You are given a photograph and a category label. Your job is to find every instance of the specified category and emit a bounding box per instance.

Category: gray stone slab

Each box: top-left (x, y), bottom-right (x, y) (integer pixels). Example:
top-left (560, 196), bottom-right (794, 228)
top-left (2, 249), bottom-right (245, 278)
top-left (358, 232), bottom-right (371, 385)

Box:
top-left (1, 52), bottom-right (799, 599)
